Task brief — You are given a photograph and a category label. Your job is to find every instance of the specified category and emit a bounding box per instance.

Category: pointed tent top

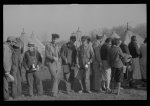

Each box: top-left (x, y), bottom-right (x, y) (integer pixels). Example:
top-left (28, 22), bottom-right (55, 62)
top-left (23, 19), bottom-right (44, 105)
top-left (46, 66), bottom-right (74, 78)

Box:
top-left (31, 31), bottom-right (35, 38)
top-left (127, 22), bottom-right (129, 31)
top-left (76, 27), bottom-right (81, 33)
top-left (21, 28), bottom-right (25, 35)
top-left (111, 31), bottom-right (120, 39)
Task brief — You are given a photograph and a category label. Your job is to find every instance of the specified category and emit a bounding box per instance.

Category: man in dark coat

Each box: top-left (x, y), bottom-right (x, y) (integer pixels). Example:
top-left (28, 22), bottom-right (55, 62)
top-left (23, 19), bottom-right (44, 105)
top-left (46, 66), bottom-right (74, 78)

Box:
top-left (77, 36), bottom-right (94, 93)
top-left (60, 35), bottom-right (77, 94)
top-left (23, 42), bottom-right (43, 97)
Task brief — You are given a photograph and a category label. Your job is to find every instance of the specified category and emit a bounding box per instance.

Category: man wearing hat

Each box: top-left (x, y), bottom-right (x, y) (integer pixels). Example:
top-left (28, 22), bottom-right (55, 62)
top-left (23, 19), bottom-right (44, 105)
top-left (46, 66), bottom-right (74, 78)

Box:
top-left (60, 35), bottom-right (77, 94)
top-left (91, 35), bottom-right (103, 92)
top-left (45, 33), bottom-right (61, 97)
top-left (3, 36), bottom-right (16, 100)
top-left (5, 36), bottom-right (24, 99)
top-left (23, 41), bottom-right (43, 97)
top-left (76, 36), bottom-right (94, 93)
top-left (100, 37), bottom-right (112, 93)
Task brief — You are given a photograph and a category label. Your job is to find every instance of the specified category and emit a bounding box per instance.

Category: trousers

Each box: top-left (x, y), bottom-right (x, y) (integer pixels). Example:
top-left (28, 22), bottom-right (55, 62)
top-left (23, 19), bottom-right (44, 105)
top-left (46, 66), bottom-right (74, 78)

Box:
top-left (10, 65), bottom-right (22, 98)
top-left (47, 61), bottom-right (61, 95)
top-left (4, 76), bottom-right (9, 100)
top-left (80, 65), bottom-right (91, 91)
top-left (26, 71), bottom-right (43, 96)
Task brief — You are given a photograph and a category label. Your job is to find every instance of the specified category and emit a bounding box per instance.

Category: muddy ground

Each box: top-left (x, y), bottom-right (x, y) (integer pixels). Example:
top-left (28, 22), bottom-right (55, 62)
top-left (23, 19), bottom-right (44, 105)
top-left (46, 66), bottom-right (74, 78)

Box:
top-left (9, 66), bottom-right (147, 100)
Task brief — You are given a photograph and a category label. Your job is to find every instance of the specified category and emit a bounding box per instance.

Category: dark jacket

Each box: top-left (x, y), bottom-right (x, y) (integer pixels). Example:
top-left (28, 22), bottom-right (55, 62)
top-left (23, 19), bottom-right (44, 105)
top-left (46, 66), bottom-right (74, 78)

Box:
top-left (128, 41), bottom-right (140, 58)
top-left (60, 42), bottom-right (77, 66)
top-left (108, 46), bottom-right (124, 68)
top-left (77, 44), bottom-right (94, 68)
top-left (23, 50), bottom-right (42, 71)
top-left (100, 43), bottom-right (111, 61)
top-left (120, 43), bottom-right (130, 55)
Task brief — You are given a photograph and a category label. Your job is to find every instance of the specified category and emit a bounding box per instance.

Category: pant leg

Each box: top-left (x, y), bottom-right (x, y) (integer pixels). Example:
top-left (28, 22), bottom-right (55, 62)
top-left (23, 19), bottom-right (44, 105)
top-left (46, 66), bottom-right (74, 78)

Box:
top-left (106, 68), bottom-right (111, 89)
top-left (26, 72), bottom-right (34, 96)
top-left (85, 66), bottom-right (91, 91)
top-left (48, 63), bottom-right (59, 95)
top-left (4, 76), bottom-right (9, 100)
top-left (64, 73), bottom-right (71, 92)
top-left (11, 65), bottom-right (18, 98)
top-left (33, 71), bottom-right (43, 95)
top-left (16, 70), bottom-right (22, 96)
top-left (62, 65), bottom-right (71, 92)
top-left (70, 68), bottom-right (75, 90)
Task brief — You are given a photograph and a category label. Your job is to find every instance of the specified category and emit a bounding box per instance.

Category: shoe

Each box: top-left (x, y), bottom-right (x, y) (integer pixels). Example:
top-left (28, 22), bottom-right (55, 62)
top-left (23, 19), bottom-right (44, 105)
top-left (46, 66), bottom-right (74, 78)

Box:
top-left (70, 90), bottom-right (74, 93)
top-left (78, 90), bottom-right (83, 94)
top-left (86, 91), bottom-right (92, 93)
top-left (51, 93), bottom-right (58, 97)
top-left (99, 88), bottom-right (105, 93)
top-left (8, 97), bottom-right (13, 100)
top-left (105, 88), bottom-right (112, 94)
top-left (65, 91), bottom-right (70, 95)
top-left (28, 94), bottom-right (34, 97)
top-left (102, 87), bottom-right (106, 91)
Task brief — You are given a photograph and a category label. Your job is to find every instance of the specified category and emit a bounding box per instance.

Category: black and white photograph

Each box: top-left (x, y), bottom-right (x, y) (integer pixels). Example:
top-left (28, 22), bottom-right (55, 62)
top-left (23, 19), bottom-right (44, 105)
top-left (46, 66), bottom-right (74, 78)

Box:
top-left (3, 4), bottom-right (147, 100)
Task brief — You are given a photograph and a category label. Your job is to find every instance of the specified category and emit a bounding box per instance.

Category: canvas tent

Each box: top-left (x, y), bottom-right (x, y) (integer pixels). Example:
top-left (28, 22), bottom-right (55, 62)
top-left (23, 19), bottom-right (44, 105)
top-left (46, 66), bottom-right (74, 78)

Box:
top-left (123, 30), bottom-right (144, 48)
top-left (74, 28), bottom-right (82, 48)
top-left (100, 34), bottom-right (107, 45)
top-left (110, 31), bottom-right (120, 39)
top-left (30, 32), bottom-right (45, 58)
top-left (19, 30), bottom-right (45, 59)
top-left (19, 29), bottom-right (30, 53)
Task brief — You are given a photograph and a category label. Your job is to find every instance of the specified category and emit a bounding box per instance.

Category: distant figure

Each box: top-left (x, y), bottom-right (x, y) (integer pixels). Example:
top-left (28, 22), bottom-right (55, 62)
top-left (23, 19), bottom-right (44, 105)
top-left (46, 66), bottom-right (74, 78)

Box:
top-left (45, 33), bottom-right (61, 97)
top-left (87, 36), bottom-right (93, 48)
top-left (3, 36), bottom-right (15, 100)
top-left (100, 37), bottom-right (112, 93)
top-left (91, 35), bottom-right (103, 92)
top-left (23, 42), bottom-right (43, 97)
top-left (60, 35), bottom-right (77, 94)
top-left (139, 38), bottom-right (147, 82)
top-left (77, 36), bottom-right (94, 93)
top-left (128, 36), bottom-right (141, 85)
top-left (108, 38), bottom-right (124, 95)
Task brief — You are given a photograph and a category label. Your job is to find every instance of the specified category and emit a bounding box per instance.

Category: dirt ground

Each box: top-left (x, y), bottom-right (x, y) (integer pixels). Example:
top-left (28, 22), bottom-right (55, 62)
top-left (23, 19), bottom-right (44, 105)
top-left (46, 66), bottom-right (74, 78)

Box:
top-left (9, 66), bottom-right (147, 100)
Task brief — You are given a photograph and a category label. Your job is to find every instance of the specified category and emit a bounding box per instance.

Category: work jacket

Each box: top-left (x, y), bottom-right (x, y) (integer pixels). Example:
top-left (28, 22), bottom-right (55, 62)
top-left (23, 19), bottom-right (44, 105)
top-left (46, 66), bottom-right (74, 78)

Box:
top-left (60, 42), bottom-right (77, 66)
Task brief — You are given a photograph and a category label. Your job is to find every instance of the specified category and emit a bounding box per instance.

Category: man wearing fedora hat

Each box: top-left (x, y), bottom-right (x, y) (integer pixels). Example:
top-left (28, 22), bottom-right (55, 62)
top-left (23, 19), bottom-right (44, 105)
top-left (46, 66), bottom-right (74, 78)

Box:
top-left (23, 41), bottom-right (43, 97)
top-left (45, 33), bottom-right (61, 97)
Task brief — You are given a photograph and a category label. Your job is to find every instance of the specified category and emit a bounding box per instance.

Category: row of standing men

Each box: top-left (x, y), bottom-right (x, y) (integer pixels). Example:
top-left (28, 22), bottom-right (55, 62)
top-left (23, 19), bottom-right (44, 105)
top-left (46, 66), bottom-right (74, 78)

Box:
top-left (3, 34), bottom-right (147, 100)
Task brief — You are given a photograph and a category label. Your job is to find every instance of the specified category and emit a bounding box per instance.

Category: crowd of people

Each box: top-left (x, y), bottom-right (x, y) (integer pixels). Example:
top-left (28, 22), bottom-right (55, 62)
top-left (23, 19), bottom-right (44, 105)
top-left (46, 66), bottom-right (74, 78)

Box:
top-left (3, 33), bottom-right (147, 100)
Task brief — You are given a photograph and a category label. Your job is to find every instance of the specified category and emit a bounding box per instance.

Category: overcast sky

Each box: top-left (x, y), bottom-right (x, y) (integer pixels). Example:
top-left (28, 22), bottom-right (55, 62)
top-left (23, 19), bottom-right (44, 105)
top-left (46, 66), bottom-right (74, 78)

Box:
top-left (3, 4), bottom-right (146, 41)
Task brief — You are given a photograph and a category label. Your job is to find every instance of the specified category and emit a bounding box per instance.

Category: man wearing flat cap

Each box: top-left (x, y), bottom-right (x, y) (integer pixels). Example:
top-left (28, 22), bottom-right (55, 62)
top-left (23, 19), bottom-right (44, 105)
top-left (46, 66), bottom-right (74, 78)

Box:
top-left (60, 35), bottom-right (77, 94)
top-left (76, 36), bottom-right (94, 93)
top-left (45, 33), bottom-right (61, 97)
top-left (23, 41), bottom-right (43, 97)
